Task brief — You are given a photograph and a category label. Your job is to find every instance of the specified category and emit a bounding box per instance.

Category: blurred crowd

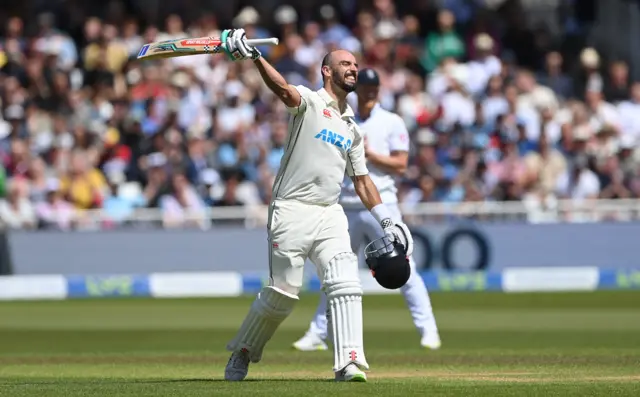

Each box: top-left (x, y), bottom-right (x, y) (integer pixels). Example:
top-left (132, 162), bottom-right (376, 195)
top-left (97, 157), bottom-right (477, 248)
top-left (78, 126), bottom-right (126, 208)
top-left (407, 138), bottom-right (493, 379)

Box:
top-left (0, 0), bottom-right (638, 230)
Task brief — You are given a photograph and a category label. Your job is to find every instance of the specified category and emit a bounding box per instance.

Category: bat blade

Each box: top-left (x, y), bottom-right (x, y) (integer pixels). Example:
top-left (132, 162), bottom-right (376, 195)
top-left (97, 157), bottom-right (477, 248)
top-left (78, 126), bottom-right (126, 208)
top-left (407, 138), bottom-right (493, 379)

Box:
top-left (137, 37), bottom-right (279, 60)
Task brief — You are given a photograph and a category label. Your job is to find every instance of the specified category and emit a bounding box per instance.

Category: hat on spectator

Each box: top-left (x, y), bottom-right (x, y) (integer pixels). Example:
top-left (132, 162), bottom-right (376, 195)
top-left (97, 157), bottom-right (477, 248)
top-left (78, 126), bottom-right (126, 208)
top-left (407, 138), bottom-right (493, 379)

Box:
top-left (0, 120), bottom-right (9, 140)
top-left (200, 168), bottom-right (221, 186)
top-left (45, 178), bottom-right (60, 193)
top-left (187, 125), bottom-right (206, 140)
top-left (573, 124), bottom-right (592, 141)
top-left (448, 63), bottom-right (469, 87)
top-left (274, 6), bottom-right (298, 25)
top-left (619, 135), bottom-right (636, 150)
top-left (474, 33), bottom-right (494, 51)
top-left (358, 68), bottom-right (380, 86)
top-left (171, 71), bottom-right (190, 88)
top-left (104, 158), bottom-right (128, 176)
top-left (55, 133), bottom-right (74, 150)
top-left (416, 128), bottom-right (437, 146)
top-left (375, 20), bottom-right (398, 40)
top-left (225, 80), bottom-right (244, 98)
top-left (106, 170), bottom-right (126, 185)
top-left (580, 47), bottom-right (600, 69)
top-left (233, 7), bottom-right (259, 28)
top-left (5, 104), bottom-right (24, 121)
top-left (147, 152), bottom-right (167, 168)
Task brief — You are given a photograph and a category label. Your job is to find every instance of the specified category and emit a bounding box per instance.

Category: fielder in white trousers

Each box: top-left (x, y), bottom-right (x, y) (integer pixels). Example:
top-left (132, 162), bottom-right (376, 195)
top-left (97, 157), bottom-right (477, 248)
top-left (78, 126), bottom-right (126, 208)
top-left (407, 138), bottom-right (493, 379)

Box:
top-left (294, 202), bottom-right (442, 350)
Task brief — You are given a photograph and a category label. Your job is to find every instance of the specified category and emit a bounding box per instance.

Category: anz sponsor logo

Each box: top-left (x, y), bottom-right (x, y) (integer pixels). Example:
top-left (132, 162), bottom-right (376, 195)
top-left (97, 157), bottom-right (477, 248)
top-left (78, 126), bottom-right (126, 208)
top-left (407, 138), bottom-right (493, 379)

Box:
top-left (314, 129), bottom-right (352, 152)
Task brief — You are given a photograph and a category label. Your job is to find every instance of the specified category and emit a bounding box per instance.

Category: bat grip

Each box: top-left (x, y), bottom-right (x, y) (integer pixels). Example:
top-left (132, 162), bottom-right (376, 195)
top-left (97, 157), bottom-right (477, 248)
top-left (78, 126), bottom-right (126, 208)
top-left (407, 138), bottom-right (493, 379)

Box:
top-left (246, 38), bottom-right (279, 46)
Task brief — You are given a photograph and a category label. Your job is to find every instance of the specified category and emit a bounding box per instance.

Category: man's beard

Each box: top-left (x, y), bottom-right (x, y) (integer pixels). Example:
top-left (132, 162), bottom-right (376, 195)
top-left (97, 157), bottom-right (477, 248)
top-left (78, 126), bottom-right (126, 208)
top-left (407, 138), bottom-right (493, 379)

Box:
top-left (333, 71), bottom-right (357, 93)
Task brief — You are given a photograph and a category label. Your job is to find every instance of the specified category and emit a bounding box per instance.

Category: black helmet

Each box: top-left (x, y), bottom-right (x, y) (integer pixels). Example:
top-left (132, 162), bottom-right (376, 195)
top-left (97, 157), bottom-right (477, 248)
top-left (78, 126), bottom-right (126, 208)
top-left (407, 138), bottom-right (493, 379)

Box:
top-left (364, 236), bottom-right (411, 290)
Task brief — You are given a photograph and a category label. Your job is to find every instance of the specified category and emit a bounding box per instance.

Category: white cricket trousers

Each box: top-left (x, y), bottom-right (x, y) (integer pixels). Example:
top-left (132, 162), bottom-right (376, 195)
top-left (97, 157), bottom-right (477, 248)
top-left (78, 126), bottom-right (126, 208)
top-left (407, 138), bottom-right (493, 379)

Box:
top-left (307, 202), bottom-right (439, 338)
top-left (267, 199), bottom-right (353, 294)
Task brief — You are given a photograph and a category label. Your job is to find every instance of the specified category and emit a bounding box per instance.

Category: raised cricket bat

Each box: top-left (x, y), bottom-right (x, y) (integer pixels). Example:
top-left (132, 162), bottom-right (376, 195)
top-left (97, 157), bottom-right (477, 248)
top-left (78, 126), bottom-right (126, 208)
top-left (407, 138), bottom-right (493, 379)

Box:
top-left (137, 36), bottom-right (279, 60)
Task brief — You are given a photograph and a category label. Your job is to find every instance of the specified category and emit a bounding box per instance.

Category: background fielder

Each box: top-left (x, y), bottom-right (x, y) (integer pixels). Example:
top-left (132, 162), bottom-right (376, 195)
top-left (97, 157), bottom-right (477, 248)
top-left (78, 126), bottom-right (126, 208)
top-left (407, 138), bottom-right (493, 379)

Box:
top-left (293, 68), bottom-right (441, 351)
top-left (220, 29), bottom-right (413, 383)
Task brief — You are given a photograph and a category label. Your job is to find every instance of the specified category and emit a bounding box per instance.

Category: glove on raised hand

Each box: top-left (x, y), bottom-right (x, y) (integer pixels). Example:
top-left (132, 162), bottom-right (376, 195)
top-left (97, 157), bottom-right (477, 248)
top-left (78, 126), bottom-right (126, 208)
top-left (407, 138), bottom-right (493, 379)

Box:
top-left (221, 29), bottom-right (261, 61)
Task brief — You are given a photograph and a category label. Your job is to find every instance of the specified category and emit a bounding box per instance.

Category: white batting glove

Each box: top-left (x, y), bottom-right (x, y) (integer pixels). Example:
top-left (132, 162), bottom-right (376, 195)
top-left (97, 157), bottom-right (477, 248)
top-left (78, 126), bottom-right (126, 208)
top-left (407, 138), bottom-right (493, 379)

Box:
top-left (381, 219), bottom-right (414, 257)
top-left (222, 28), bottom-right (261, 61)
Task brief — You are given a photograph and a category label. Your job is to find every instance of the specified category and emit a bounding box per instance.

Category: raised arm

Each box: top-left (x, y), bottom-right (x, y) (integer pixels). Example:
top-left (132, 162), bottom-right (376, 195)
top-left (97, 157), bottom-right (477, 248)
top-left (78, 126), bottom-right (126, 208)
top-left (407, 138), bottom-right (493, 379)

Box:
top-left (221, 28), bottom-right (302, 109)
top-left (253, 57), bottom-right (301, 108)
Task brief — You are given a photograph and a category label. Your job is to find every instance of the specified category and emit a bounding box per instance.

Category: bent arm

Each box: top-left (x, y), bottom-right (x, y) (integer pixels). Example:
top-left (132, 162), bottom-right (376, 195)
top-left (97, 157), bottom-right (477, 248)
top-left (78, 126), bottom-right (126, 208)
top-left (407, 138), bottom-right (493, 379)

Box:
top-left (366, 151), bottom-right (408, 175)
top-left (367, 115), bottom-right (410, 175)
top-left (253, 57), bottom-right (301, 108)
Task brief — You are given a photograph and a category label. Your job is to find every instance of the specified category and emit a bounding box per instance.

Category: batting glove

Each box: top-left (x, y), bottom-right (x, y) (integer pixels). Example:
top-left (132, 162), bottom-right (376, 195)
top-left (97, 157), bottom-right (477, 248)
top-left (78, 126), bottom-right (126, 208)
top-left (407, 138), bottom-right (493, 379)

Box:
top-left (221, 28), bottom-right (261, 61)
top-left (381, 220), bottom-right (414, 257)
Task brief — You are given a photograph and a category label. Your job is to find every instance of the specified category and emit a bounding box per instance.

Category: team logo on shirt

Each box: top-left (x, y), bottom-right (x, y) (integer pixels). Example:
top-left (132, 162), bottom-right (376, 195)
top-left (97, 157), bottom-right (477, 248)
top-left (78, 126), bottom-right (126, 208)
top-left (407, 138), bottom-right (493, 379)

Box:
top-left (323, 109), bottom-right (332, 118)
top-left (315, 129), bottom-right (352, 152)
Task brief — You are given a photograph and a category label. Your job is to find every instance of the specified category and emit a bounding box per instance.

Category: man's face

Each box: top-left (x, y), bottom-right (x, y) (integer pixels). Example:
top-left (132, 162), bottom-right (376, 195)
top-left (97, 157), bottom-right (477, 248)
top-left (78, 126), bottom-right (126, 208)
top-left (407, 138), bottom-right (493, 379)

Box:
top-left (326, 51), bottom-right (358, 93)
top-left (356, 84), bottom-right (379, 102)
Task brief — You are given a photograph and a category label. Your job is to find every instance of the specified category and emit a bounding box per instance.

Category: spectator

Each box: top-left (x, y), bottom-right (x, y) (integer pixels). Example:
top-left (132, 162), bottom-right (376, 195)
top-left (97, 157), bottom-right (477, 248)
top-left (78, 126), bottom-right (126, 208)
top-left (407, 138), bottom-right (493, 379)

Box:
top-left (466, 33), bottom-right (502, 99)
top-left (603, 60), bottom-right (630, 104)
top-left (319, 5), bottom-right (353, 46)
top-left (421, 9), bottom-right (465, 73)
top-left (616, 82), bottom-right (640, 142)
top-left (537, 51), bottom-right (574, 101)
top-left (574, 47), bottom-right (604, 100)
top-left (160, 172), bottom-right (209, 229)
top-left (523, 131), bottom-right (568, 198)
top-left (34, 178), bottom-right (76, 230)
top-left (0, 1), bottom-right (638, 229)
top-left (555, 155), bottom-right (600, 201)
top-left (59, 149), bottom-right (107, 210)
top-left (0, 178), bottom-right (36, 229)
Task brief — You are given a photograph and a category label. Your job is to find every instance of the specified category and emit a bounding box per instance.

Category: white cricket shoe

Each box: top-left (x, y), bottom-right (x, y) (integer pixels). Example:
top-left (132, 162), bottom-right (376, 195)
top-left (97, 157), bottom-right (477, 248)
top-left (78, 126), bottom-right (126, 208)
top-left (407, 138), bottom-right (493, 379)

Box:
top-left (224, 349), bottom-right (250, 381)
top-left (335, 363), bottom-right (367, 382)
top-left (420, 332), bottom-right (442, 350)
top-left (292, 332), bottom-right (328, 351)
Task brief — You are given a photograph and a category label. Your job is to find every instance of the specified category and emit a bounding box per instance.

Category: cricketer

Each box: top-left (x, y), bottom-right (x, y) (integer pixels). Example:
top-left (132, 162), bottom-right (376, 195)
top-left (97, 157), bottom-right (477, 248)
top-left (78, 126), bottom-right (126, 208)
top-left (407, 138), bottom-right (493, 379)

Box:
top-left (293, 68), bottom-right (442, 352)
top-left (220, 28), bottom-right (413, 382)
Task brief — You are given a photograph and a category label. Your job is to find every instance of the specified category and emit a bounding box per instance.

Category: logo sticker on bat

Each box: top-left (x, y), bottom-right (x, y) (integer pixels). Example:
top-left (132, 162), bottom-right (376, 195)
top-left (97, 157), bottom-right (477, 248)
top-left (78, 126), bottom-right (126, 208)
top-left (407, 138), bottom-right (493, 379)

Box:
top-left (181, 39), bottom-right (221, 46)
top-left (138, 44), bottom-right (150, 58)
top-left (151, 44), bottom-right (196, 53)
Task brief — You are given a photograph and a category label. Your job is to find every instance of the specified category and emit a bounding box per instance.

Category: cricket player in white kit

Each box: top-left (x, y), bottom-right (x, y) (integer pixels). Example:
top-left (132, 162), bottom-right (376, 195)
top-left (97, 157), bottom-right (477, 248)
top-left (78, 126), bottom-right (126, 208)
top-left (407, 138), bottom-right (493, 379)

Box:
top-left (293, 68), bottom-right (442, 351)
top-left (221, 29), bottom-right (413, 382)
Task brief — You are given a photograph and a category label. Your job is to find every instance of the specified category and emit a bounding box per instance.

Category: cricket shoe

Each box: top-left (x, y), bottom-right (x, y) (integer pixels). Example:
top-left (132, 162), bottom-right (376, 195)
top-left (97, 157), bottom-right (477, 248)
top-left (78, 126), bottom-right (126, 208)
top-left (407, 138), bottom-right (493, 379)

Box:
top-left (224, 349), bottom-right (250, 381)
top-left (420, 332), bottom-right (442, 350)
top-left (335, 363), bottom-right (367, 382)
top-left (292, 332), bottom-right (328, 351)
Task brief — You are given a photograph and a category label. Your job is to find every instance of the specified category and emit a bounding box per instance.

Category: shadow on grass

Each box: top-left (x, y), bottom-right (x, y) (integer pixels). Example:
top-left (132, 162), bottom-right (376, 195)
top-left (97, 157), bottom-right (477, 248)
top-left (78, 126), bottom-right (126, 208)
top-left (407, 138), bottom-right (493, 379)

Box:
top-left (4, 378), bottom-right (337, 386)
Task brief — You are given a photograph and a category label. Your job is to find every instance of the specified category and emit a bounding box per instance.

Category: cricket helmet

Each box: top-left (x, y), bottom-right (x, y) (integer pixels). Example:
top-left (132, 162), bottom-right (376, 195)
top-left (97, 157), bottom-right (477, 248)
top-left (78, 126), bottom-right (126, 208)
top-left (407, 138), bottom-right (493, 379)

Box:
top-left (364, 236), bottom-right (411, 290)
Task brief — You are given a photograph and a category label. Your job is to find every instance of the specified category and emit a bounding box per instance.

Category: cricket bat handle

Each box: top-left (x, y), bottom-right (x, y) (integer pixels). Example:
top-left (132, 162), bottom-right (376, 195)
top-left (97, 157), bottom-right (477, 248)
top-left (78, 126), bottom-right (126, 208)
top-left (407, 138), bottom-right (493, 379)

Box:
top-left (246, 38), bottom-right (279, 46)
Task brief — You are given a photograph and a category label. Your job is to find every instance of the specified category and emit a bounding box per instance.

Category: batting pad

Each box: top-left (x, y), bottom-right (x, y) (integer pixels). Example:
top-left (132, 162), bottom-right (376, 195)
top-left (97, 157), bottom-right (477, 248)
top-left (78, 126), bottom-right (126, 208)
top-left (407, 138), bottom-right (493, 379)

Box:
top-left (226, 286), bottom-right (298, 363)
top-left (323, 252), bottom-right (369, 372)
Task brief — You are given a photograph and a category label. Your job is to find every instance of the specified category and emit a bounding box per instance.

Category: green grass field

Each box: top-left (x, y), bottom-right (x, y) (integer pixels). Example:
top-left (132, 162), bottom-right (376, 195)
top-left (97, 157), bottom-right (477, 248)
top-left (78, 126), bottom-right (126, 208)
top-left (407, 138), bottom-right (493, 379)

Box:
top-left (0, 291), bottom-right (639, 396)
